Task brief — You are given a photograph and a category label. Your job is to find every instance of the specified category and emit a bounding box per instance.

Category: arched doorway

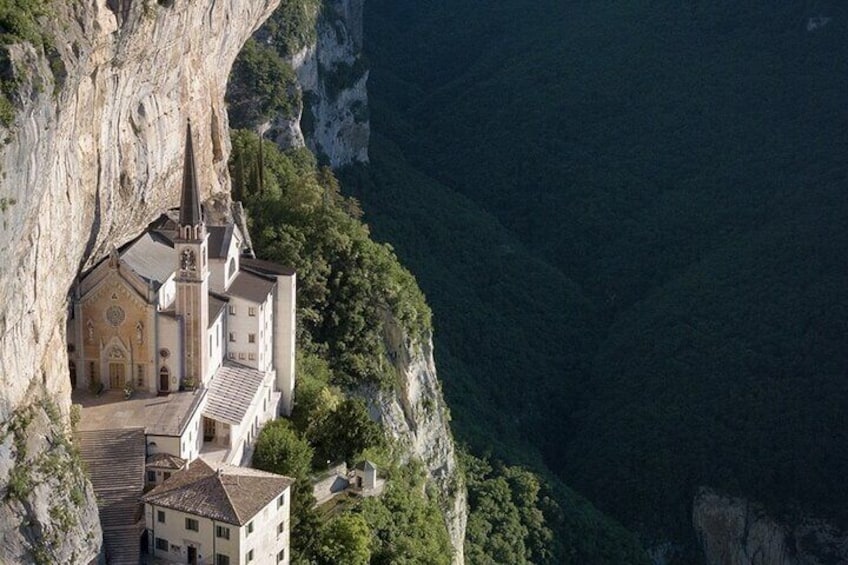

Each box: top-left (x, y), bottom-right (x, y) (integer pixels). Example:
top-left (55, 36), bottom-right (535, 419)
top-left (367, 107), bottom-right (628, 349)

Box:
top-left (69, 361), bottom-right (76, 389)
top-left (159, 366), bottom-right (170, 393)
top-left (107, 346), bottom-right (126, 390)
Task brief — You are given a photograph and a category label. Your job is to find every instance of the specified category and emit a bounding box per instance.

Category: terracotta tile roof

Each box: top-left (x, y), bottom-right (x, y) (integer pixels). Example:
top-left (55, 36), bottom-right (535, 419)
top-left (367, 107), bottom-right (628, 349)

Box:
top-left (141, 459), bottom-right (292, 525)
top-left (146, 453), bottom-right (187, 471)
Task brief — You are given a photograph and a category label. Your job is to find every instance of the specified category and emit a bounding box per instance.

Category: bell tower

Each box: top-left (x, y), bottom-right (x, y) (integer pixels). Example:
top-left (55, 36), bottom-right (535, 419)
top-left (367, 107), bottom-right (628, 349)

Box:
top-left (174, 120), bottom-right (210, 387)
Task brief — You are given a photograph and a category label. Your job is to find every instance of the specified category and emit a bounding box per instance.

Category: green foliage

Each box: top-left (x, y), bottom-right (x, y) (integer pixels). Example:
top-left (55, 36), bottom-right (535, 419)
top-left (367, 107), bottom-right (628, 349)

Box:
top-left (316, 513), bottom-right (372, 565)
top-left (254, 419), bottom-right (314, 479)
top-left (258, 0), bottom-right (320, 57)
top-left (0, 0), bottom-right (58, 125)
top-left (229, 129), bottom-right (431, 388)
top-left (0, 0), bottom-right (47, 45)
top-left (320, 55), bottom-right (369, 101)
top-left (226, 38), bottom-right (299, 129)
top-left (462, 451), bottom-right (650, 565)
top-left (361, 0), bottom-right (848, 556)
top-left (253, 419), bottom-right (321, 562)
top-left (357, 463), bottom-right (453, 565)
top-left (308, 397), bottom-right (382, 466)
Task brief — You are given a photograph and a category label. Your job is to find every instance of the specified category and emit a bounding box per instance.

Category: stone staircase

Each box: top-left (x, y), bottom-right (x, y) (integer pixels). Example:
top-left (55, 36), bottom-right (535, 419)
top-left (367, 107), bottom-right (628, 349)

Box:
top-left (76, 428), bottom-right (146, 565)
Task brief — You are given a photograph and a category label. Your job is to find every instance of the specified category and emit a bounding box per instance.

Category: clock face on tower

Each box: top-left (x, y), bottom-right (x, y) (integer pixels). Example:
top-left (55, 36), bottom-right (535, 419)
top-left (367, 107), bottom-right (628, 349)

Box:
top-left (180, 248), bottom-right (197, 271)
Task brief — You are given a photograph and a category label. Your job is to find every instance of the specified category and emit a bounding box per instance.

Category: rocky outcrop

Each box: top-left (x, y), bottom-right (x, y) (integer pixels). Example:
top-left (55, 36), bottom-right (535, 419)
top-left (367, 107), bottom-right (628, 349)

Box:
top-left (369, 315), bottom-right (467, 564)
top-left (693, 487), bottom-right (848, 565)
top-left (287, 0), bottom-right (369, 166)
top-left (0, 0), bottom-right (278, 560)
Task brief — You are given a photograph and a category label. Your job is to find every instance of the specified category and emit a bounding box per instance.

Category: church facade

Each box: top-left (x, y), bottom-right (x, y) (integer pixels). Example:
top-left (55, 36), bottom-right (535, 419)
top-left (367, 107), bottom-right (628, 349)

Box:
top-left (67, 123), bottom-right (296, 467)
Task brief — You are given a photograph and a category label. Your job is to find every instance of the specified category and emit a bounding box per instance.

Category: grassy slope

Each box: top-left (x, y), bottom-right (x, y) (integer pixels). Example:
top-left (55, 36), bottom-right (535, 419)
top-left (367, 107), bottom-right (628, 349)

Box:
top-left (358, 0), bottom-right (848, 553)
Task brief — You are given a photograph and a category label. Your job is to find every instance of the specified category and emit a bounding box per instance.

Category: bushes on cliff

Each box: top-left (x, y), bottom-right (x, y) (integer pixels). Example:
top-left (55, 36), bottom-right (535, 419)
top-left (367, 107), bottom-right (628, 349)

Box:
top-left (229, 129), bottom-right (431, 389)
top-left (226, 39), bottom-right (299, 129)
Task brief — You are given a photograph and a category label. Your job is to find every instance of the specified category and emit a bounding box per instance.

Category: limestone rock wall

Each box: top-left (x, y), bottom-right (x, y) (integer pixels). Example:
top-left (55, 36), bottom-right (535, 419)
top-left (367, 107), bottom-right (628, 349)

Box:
top-left (368, 315), bottom-right (468, 564)
top-left (0, 0), bottom-right (278, 560)
top-left (693, 487), bottom-right (848, 565)
top-left (285, 0), bottom-right (369, 166)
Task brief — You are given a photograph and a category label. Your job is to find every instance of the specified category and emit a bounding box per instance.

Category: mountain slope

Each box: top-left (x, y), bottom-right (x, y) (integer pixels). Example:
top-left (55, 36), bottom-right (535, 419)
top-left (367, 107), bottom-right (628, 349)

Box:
top-left (359, 0), bottom-right (848, 557)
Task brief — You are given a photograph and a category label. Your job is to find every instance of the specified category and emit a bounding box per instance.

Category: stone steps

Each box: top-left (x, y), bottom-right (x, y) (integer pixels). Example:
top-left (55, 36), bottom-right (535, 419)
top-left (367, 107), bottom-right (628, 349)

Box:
top-left (76, 428), bottom-right (146, 565)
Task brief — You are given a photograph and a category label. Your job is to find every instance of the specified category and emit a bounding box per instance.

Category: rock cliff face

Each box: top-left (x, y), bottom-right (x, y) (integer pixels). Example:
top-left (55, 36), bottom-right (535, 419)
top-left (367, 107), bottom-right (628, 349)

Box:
top-left (0, 0), bottom-right (277, 561)
top-left (370, 314), bottom-right (467, 564)
top-left (693, 487), bottom-right (848, 565)
top-left (285, 0), bottom-right (369, 166)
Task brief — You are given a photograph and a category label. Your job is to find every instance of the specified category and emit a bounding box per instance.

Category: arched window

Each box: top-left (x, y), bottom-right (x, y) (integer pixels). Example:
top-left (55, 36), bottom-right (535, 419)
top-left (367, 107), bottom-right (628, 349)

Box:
top-left (227, 257), bottom-right (236, 280)
top-left (159, 366), bottom-right (170, 392)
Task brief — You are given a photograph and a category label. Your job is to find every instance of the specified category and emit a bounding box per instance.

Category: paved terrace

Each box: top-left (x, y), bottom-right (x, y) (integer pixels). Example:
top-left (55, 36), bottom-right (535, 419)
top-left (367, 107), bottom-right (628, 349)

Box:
top-left (73, 389), bottom-right (206, 435)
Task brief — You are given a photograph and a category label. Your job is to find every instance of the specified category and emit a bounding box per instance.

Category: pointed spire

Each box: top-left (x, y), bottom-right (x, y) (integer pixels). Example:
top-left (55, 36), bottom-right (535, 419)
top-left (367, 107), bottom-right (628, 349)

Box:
top-left (179, 119), bottom-right (203, 227)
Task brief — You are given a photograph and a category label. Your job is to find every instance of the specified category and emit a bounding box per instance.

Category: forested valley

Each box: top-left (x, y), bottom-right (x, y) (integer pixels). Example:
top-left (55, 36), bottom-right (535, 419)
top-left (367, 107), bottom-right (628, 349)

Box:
top-left (343, 1), bottom-right (848, 561)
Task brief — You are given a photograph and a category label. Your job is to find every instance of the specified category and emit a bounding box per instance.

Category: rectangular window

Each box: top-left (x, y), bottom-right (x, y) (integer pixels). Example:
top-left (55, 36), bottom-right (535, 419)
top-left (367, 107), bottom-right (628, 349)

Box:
top-left (147, 471), bottom-right (156, 483)
top-left (278, 493), bottom-right (286, 508)
top-left (246, 549), bottom-right (254, 562)
top-left (229, 332), bottom-right (235, 342)
top-left (155, 537), bottom-right (168, 551)
top-left (228, 352), bottom-right (235, 359)
top-left (248, 307), bottom-right (256, 317)
top-left (248, 353), bottom-right (255, 361)
top-left (215, 554), bottom-right (230, 565)
top-left (185, 517), bottom-right (198, 532)
top-left (277, 548), bottom-right (285, 563)
top-left (163, 472), bottom-right (171, 481)
top-left (157, 510), bottom-right (165, 523)
top-left (238, 352), bottom-right (245, 360)
top-left (209, 335), bottom-right (213, 350)
top-left (247, 521), bottom-right (254, 535)
top-left (248, 333), bottom-right (256, 344)
top-left (228, 305), bottom-right (236, 315)
top-left (216, 525), bottom-right (230, 540)
top-left (277, 521), bottom-right (285, 536)
top-left (136, 364), bottom-right (145, 386)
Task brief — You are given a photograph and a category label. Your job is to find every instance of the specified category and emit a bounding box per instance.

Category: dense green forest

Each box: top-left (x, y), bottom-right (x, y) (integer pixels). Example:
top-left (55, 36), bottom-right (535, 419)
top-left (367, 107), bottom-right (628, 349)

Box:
top-left (352, 0), bottom-right (848, 559)
top-left (228, 124), bottom-right (649, 563)
top-left (228, 3), bottom-right (653, 560)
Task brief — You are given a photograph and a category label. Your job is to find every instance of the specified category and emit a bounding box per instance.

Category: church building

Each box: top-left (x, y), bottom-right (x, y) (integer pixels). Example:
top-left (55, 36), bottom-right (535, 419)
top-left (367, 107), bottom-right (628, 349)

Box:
top-left (67, 122), bottom-right (297, 467)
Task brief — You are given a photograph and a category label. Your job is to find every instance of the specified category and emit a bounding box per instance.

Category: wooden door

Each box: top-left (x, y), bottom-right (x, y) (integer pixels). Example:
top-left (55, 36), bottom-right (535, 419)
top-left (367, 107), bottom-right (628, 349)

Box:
top-left (109, 363), bottom-right (125, 389)
top-left (159, 367), bottom-right (169, 392)
top-left (203, 418), bottom-right (216, 442)
top-left (187, 546), bottom-right (197, 565)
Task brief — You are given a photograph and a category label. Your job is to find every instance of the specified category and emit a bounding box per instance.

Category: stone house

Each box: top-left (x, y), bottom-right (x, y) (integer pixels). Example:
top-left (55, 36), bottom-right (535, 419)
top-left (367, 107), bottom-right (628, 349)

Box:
top-left (141, 459), bottom-right (292, 564)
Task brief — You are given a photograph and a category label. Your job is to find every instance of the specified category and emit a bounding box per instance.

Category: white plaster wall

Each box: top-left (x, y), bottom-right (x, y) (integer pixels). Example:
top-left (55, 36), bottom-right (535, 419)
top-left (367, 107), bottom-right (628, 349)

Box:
top-left (145, 503), bottom-right (232, 564)
top-left (238, 491), bottom-right (290, 565)
top-left (159, 276), bottom-right (177, 310)
top-left (181, 405), bottom-right (205, 461)
top-left (207, 313), bottom-right (224, 378)
top-left (273, 274), bottom-right (296, 415)
top-left (226, 295), bottom-right (263, 368)
top-left (157, 314), bottom-right (183, 389)
top-left (147, 435), bottom-right (181, 458)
